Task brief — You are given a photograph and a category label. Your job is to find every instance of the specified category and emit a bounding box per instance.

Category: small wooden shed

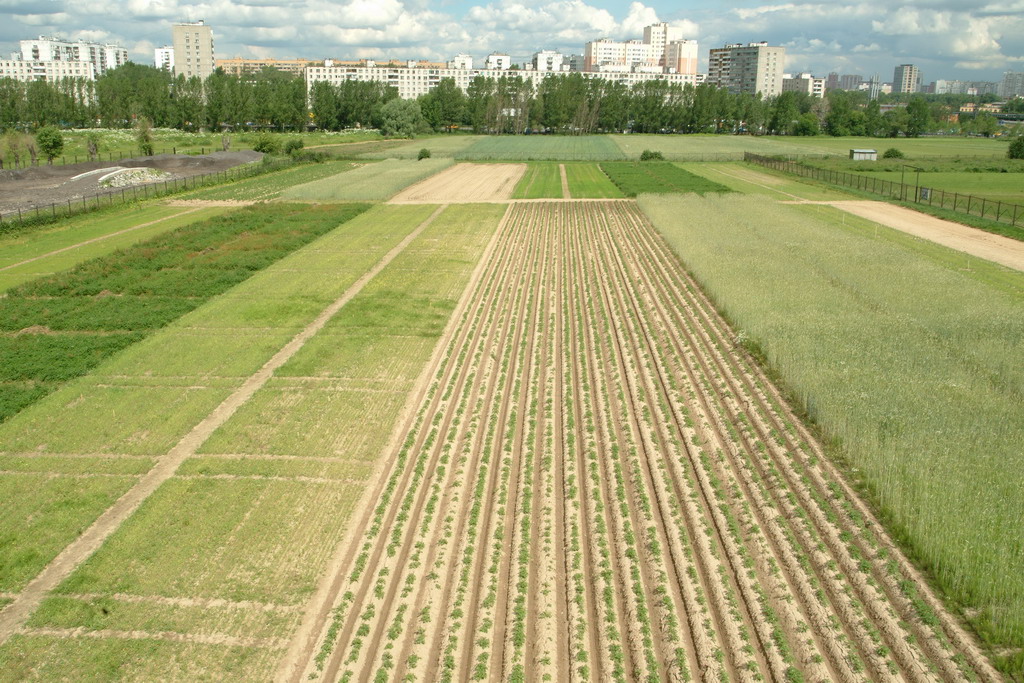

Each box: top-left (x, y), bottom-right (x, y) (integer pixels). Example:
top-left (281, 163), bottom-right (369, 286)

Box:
top-left (849, 149), bottom-right (877, 161)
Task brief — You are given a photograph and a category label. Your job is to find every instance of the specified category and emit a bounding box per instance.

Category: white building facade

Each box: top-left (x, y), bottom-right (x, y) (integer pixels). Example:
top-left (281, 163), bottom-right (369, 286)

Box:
top-left (584, 22), bottom-right (697, 76)
top-left (782, 72), bottom-right (826, 98)
top-left (708, 42), bottom-right (786, 97)
top-left (155, 46), bottom-right (174, 71)
top-left (18, 36), bottom-right (127, 76)
top-left (305, 63), bottom-right (698, 101)
top-left (485, 53), bottom-right (511, 70)
top-left (0, 58), bottom-right (95, 82)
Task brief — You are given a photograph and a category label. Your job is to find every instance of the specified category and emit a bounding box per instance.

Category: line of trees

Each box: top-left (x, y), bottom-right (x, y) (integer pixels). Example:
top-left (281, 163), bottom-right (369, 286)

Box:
top-left (2, 62), bottom-right (1022, 140)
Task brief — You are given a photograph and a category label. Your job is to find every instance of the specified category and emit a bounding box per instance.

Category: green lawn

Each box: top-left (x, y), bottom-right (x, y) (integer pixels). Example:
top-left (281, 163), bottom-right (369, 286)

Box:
top-left (180, 159), bottom-right (362, 201)
top-left (359, 135), bottom-right (482, 159)
top-left (512, 163), bottom-right (563, 198)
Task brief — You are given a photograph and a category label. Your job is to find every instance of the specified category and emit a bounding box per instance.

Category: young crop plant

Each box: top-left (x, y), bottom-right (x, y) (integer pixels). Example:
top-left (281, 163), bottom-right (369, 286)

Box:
top-left (600, 162), bottom-right (731, 197)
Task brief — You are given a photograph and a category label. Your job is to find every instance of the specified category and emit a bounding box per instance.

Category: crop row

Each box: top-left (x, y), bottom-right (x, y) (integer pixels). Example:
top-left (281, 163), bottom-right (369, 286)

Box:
top-left (301, 200), bottom-right (994, 682)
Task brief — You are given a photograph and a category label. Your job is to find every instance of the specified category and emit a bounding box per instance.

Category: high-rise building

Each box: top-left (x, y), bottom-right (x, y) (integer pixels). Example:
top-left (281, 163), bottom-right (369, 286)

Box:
top-left (892, 64), bottom-right (921, 94)
top-left (584, 22), bottom-right (697, 75)
top-left (782, 72), bottom-right (826, 98)
top-left (707, 42), bottom-right (786, 97)
top-left (999, 71), bottom-right (1024, 98)
top-left (448, 54), bottom-right (473, 71)
top-left (155, 46), bottom-right (174, 71)
top-left (485, 53), bottom-right (511, 70)
top-left (839, 74), bottom-right (863, 91)
top-left (19, 36), bottom-right (127, 76)
top-left (532, 50), bottom-right (567, 73)
top-left (172, 20), bottom-right (215, 80)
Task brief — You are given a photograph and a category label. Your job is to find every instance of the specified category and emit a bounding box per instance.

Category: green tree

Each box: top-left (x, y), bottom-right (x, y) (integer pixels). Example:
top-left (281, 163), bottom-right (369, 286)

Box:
top-left (974, 112), bottom-right (998, 137)
top-left (768, 92), bottom-right (800, 134)
top-left (379, 98), bottom-right (425, 137)
top-left (419, 77), bottom-right (466, 132)
top-left (310, 81), bottom-right (339, 130)
top-left (1008, 136), bottom-right (1024, 160)
top-left (35, 125), bottom-right (63, 163)
top-left (793, 112), bottom-right (820, 136)
top-left (904, 96), bottom-right (931, 137)
top-left (135, 116), bottom-right (154, 156)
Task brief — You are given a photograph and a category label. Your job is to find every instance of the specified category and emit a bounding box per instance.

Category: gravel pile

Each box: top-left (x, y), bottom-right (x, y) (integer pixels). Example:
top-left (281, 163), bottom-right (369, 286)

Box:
top-left (101, 167), bottom-right (174, 187)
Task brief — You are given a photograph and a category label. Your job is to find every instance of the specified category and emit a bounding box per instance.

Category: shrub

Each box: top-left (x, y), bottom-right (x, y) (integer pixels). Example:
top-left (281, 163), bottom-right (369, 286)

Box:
top-left (639, 149), bottom-right (665, 161)
top-left (136, 117), bottom-right (154, 156)
top-left (252, 132), bottom-right (281, 155)
top-left (418, 147), bottom-right (432, 160)
top-left (882, 147), bottom-right (905, 159)
top-left (35, 126), bottom-right (64, 164)
top-left (1008, 136), bottom-right (1024, 160)
top-left (283, 138), bottom-right (304, 155)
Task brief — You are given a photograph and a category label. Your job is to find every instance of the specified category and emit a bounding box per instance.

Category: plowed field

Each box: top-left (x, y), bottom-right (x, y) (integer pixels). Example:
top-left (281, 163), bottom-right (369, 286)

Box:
top-left (298, 201), bottom-right (995, 682)
top-left (389, 163), bottom-right (526, 203)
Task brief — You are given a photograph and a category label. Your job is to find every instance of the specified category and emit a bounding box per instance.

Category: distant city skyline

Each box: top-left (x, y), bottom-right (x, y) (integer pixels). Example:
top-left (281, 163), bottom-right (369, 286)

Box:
top-left (1, 1), bottom-right (1022, 84)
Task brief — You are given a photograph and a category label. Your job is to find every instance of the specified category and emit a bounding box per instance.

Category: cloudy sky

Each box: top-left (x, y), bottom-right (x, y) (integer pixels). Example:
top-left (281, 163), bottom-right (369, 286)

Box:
top-left (1, 0), bottom-right (1022, 83)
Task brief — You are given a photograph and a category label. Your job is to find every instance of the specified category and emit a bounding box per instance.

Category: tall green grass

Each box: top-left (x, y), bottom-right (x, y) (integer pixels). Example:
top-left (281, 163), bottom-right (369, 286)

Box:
top-left (640, 193), bottom-right (1024, 673)
top-left (280, 158), bottom-right (454, 201)
top-left (180, 159), bottom-right (361, 201)
top-left (512, 163), bottom-right (563, 199)
top-left (563, 163), bottom-right (623, 198)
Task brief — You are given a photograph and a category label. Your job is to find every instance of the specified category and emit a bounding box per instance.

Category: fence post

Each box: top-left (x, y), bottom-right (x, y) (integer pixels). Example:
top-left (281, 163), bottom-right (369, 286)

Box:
top-left (980, 198), bottom-right (986, 218)
top-left (996, 201), bottom-right (1002, 222)
top-left (967, 195), bottom-right (972, 215)
top-left (1014, 204), bottom-right (1019, 227)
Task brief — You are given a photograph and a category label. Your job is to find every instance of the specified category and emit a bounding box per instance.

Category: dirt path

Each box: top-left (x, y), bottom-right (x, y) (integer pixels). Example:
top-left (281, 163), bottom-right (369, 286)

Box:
top-left (559, 164), bottom-right (571, 199)
top-left (810, 199), bottom-right (1024, 271)
top-left (0, 205), bottom-right (448, 647)
top-left (164, 200), bottom-right (258, 207)
top-left (0, 207), bottom-right (206, 275)
top-left (389, 163), bottom-right (526, 203)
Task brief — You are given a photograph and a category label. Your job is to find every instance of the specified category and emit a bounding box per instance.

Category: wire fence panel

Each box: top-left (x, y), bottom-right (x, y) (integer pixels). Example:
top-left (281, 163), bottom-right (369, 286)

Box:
top-left (743, 153), bottom-right (1023, 228)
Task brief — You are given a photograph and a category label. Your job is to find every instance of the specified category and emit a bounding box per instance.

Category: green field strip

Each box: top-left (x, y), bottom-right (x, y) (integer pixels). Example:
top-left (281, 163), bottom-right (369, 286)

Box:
top-left (0, 203), bottom-right (372, 425)
top-left (0, 473), bottom-right (139, 592)
top-left (360, 135), bottom-right (482, 159)
top-left (56, 478), bottom-right (361, 606)
top-left (600, 161), bottom-right (731, 196)
top-left (179, 159), bottom-right (361, 201)
top-left (198, 381), bottom-right (412, 460)
top-left (0, 382), bottom-right (234, 456)
top-left (178, 456), bottom-right (375, 481)
top-left (512, 163), bottom-right (564, 198)
top-left (847, 170), bottom-right (1024, 203)
top-left (563, 162), bottom-right (624, 198)
top-left (0, 634), bottom-right (275, 682)
top-left (0, 455), bottom-right (155, 476)
top-left (0, 205), bottom-right (183, 266)
top-left (683, 162), bottom-right (853, 201)
top-left (281, 157), bottom-right (454, 201)
top-left (457, 134), bottom-right (626, 161)
top-left (641, 193), bottom-right (1024, 664)
top-left (26, 595), bottom-right (297, 642)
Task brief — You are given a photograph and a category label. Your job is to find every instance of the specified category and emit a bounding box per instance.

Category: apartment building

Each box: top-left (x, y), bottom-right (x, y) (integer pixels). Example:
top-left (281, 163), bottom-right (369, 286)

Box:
top-left (172, 20), bottom-right (215, 80)
top-left (892, 64), bottom-right (920, 94)
top-left (0, 58), bottom-right (95, 82)
top-left (215, 57), bottom-right (316, 77)
top-left (782, 72), bottom-right (826, 98)
top-left (708, 42), bottom-right (785, 97)
top-left (19, 36), bottom-right (127, 76)
top-left (306, 61), bottom-right (697, 101)
top-left (155, 46), bottom-right (174, 71)
top-left (999, 71), bottom-right (1024, 98)
top-left (532, 50), bottom-right (568, 73)
top-left (584, 22), bottom-right (697, 75)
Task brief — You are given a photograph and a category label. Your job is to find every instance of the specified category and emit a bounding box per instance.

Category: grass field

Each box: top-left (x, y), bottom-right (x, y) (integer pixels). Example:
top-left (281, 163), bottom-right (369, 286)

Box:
top-left (359, 135), bottom-right (482, 159)
top-left (0, 205), bottom-right (231, 293)
top-left (511, 163), bottom-right (563, 198)
top-left (281, 158), bottom-right (454, 201)
top-left (601, 161), bottom-right (731, 196)
top-left (564, 163), bottom-right (623, 198)
top-left (641, 192), bottom-right (1024, 672)
top-left (179, 160), bottom-right (362, 201)
top-left (0, 203), bottom-right (504, 679)
top-left (611, 133), bottom-right (1014, 160)
top-left (0, 203), bottom-right (368, 423)
top-left (457, 135), bottom-right (626, 161)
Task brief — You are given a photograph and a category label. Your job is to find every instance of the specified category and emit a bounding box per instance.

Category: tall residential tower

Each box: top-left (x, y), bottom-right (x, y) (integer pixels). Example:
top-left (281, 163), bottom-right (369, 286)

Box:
top-left (172, 20), bottom-right (214, 80)
top-left (707, 42), bottom-right (786, 97)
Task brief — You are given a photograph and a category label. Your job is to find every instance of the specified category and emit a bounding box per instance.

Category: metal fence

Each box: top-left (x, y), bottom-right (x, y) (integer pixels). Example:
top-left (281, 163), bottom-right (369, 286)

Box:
top-left (744, 152), bottom-right (1023, 228)
top-left (0, 158), bottom-right (293, 229)
top-left (1, 148), bottom-right (227, 170)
